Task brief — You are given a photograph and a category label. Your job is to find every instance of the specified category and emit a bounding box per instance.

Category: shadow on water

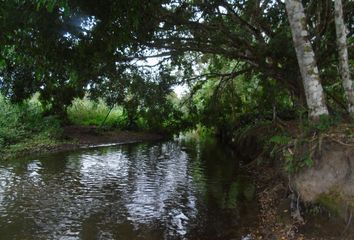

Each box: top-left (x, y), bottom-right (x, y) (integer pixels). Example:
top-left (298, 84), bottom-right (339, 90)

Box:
top-left (0, 138), bottom-right (258, 240)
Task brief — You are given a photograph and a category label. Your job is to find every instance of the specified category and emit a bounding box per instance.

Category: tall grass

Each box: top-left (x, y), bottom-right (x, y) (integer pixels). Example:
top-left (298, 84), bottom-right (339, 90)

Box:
top-left (67, 97), bottom-right (126, 127)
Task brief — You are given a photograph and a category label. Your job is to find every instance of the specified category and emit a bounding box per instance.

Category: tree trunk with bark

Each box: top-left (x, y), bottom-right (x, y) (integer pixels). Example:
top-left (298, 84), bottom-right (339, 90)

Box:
top-left (334, 0), bottom-right (354, 115)
top-left (285, 0), bottom-right (329, 120)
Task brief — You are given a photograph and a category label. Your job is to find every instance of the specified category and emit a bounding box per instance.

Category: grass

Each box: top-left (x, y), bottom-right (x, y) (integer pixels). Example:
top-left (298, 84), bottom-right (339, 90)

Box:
top-left (0, 94), bottom-right (183, 159)
top-left (1, 133), bottom-right (63, 160)
top-left (67, 97), bottom-right (126, 127)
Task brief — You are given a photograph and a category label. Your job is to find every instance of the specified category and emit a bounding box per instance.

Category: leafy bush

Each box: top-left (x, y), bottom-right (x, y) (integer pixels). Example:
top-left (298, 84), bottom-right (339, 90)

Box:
top-left (0, 94), bottom-right (60, 149)
top-left (0, 96), bottom-right (25, 146)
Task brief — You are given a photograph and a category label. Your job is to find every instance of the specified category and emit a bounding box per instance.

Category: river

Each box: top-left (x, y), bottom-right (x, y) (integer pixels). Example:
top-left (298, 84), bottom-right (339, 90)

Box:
top-left (0, 138), bottom-right (258, 240)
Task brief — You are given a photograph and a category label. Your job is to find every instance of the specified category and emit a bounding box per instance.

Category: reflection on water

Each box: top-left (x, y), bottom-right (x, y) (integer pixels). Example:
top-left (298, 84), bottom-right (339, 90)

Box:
top-left (0, 139), bottom-right (257, 240)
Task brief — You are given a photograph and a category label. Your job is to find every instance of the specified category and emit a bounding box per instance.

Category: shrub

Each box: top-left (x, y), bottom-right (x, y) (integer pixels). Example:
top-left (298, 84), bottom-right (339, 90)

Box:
top-left (0, 94), bottom-right (60, 149)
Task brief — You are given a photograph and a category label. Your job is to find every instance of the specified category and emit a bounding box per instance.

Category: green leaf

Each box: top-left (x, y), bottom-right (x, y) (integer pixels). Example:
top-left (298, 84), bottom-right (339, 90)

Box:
top-left (269, 135), bottom-right (291, 145)
top-left (304, 156), bottom-right (314, 167)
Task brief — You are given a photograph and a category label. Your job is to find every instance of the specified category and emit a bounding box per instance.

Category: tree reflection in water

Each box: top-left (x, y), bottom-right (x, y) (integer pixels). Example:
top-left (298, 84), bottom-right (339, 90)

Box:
top-left (0, 139), bottom-right (257, 239)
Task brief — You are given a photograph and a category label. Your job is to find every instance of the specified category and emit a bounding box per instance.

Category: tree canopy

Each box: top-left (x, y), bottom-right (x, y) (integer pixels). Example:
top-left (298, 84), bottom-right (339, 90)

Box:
top-left (0, 0), bottom-right (353, 123)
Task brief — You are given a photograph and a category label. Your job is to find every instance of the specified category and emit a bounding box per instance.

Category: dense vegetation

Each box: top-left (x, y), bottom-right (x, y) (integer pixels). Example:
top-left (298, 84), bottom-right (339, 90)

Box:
top-left (0, 0), bottom-right (353, 158)
top-left (0, 94), bottom-right (61, 156)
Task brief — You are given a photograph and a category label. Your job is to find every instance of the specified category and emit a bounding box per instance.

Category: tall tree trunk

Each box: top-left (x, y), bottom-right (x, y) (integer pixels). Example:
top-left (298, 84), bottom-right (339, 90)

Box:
top-left (334, 0), bottom-right (354, 115)
top-left (285, 0), bottom-right (329, 120)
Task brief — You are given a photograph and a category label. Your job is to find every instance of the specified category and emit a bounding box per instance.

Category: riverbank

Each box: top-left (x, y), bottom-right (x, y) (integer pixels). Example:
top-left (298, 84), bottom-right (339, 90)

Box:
top-left (2, 121), bottom-right (353, 239)
top-left (246, 158), bottom-right (354, 240)
top-left (0, 125), bottom-right (164, 160)
top-left (235, 121), bottom-right (354, 239)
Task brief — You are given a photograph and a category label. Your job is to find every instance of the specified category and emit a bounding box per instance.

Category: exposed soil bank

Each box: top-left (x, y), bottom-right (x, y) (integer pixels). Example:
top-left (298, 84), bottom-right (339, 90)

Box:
top-left (245, 160), bottom-right (354, 240)
top-left (236, 122), bottom-right (354, 240)
top-left (1, 125), bottom-right (164, 160)
top-left (63, 125), bottom-right (164, 145)
top-left (294, 140), bottom-right (354, 218)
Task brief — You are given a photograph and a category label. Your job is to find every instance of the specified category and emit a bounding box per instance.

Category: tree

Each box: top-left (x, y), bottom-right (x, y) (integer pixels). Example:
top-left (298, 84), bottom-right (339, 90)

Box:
top-left (1, 0), bottom-right (353, 120)
top-left (0, 1), bottom-right (86, 116)
top-left (285, 0), bottom-right (328, 120)
top-left (334, 0), bottom-right (354, 115)
top-left (0, 0), bottom-right (162, 116)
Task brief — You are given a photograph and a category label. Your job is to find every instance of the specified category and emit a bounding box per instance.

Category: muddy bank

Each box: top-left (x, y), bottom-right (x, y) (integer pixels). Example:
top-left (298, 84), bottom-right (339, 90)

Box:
top-left (63, 126), bottom-right (164, 145)
top-left (1, 126), bottom-right (164, 160)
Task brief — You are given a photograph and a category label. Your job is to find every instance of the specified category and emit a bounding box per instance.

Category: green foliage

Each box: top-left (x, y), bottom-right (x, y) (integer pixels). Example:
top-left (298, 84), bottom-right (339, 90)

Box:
top-left (269, 135), bottom-right (292, 145)
top-left (310, 115), bottom-right (341, 132)
top-left (2, 0), bottom-right (352, 121)
top-left (297, 114), bottom-right (342, 136)
top-left (0, 0), bottom-right (352, 139)
top-left (34, 0), bottom-right (69, 12)
top-left (283, 151), bottom-right (314, 174)
top-left (232, 121), bottom-right (319, 174)
top-left (0, 94), bottom-right (60, 151)
top-left (66, 93), bottom-right (186, 134)
top-left (67, 97), bottom-right (125, 127)
top-left (266, 128), bottom-right (320, 173)
top-left (283, 150), bottom-right (295, 173)
top-left (0, 0), bottom-right (352, 163)
top-left (303, 155), bottom-right (314, 168)
top-left (0, 96), bottom-right (25, 146)
top-left (185, 54), bottom-right (296, 141)
top-left (180, 124), bottom-right (216, 142)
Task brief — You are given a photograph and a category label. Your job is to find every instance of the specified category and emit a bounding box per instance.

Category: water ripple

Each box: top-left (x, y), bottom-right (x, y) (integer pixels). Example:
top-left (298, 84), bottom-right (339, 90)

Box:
top-left (0, 140), bottom-right (256, 240)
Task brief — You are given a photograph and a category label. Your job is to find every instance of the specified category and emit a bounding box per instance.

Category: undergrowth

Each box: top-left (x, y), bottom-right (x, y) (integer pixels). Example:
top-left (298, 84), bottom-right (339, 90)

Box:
top-left (0, 94), bottom-right (61, 158)
top-left (232, 115), bottom-right (352, 173)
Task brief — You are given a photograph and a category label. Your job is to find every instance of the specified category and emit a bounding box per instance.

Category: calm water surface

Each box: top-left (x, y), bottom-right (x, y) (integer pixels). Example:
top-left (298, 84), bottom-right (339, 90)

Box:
top-left (0, 138), bottom-right (257, 239)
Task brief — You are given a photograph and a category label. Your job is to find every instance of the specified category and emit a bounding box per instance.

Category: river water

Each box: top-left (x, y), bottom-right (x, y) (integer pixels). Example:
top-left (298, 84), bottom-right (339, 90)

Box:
top-left (0, 138), bottom-right (258, 240)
